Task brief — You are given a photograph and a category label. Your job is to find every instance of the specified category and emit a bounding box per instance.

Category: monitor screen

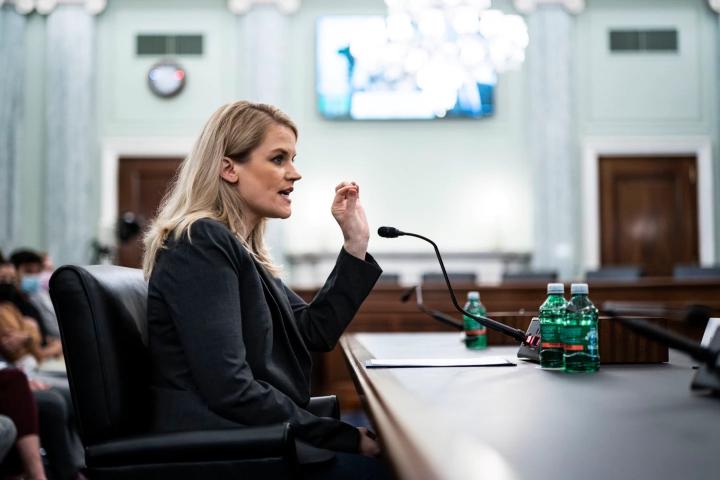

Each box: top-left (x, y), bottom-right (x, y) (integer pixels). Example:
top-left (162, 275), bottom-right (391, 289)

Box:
top-left (316, 15), bottom-right (495, 120)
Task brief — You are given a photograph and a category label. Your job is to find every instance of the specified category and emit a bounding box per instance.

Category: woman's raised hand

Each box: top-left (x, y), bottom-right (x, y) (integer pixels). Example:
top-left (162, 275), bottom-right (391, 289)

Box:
top-left (331, 181), bottom-right (370, 260)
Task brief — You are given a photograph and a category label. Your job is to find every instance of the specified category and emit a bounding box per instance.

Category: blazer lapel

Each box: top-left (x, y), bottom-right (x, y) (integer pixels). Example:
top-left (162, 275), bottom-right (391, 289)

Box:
top-left (253, 262), bottom-right (311, 359)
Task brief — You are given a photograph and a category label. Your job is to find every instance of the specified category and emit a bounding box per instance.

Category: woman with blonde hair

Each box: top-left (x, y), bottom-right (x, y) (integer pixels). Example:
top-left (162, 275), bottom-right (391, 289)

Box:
top-left (143, 101), bottom-right (388, 478)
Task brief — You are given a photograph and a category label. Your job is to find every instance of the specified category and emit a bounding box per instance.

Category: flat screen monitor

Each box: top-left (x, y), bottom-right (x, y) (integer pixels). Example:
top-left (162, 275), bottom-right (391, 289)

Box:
top-left (316, 15), bottom-right (495, 120)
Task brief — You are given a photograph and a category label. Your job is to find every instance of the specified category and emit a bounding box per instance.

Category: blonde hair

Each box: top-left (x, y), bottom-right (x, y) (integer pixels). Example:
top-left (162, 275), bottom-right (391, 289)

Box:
top-left (142, 100), bottom-right (298, 278)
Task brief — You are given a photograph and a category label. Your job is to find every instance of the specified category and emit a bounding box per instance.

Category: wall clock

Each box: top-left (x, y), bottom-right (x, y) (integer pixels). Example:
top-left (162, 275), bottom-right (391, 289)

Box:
top-left (147, 61), bottom-right (186, 98)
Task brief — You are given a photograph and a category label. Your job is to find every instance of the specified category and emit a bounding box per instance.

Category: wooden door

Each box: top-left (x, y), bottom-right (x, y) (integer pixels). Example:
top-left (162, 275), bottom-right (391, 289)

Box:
top-left (117, 157), bottom-right (182, 268)
top-left (599, 155), bottom-right (698, 276)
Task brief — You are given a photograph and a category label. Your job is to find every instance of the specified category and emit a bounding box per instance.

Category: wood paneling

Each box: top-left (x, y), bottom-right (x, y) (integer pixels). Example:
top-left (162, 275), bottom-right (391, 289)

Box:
top-left (304, 281), bottom-right (720, 410)
top-left (117, 157), bottom-right (181, 268)
top-left (599, 155), bottom-right (698, 276)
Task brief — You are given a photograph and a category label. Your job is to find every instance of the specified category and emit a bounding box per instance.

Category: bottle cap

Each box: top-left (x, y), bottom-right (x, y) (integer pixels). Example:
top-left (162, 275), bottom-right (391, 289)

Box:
top-left (570, 283), bottom-right (589, 295)
top-left (547, 283), bottom-right (564, 294)
top-left (467, 291), bottom-right (480, 300)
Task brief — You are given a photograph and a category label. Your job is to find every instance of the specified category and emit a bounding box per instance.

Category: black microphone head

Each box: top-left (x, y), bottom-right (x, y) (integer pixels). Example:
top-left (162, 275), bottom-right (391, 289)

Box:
top-left (400, 286), bottom-right (416, 303)
top-left (377, 226), bottom-right (403, 238)
top-left (686, 304), bottom-right (712, 326)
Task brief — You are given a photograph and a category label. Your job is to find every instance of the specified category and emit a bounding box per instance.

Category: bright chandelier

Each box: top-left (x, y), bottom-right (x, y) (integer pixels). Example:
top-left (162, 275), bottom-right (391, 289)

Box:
top-left (350, 0), bottom-right (529, 116)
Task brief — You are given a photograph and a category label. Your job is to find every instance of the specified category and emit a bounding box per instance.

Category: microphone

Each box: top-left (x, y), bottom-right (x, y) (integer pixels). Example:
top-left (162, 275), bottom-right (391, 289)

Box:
top-left (401, 285), bottom-right (464, 331)
top-left (377, 226), bottom-right (404, 238)
top-left (603, 303), bottom-right (720, 394)
top-left (377, 226), bottom-right (527, 342)
top-left (602, 302), bottom-right (712, 326)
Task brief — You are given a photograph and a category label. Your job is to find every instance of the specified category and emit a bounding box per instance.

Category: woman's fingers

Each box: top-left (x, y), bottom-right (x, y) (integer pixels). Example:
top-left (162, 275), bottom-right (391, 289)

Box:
top-left (332, 184), bottom-right (360, 211)
top-left (345, 185), bottom-right (358, 211)
top-left (335, 181), bottom-right (359, 195)
top-left (334, 184), bottom-right (358, 198)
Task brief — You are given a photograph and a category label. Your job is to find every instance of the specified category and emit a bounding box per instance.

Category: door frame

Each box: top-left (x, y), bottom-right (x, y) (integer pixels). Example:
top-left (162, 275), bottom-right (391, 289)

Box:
top-left (99, 137), bottom-right (193, 247)
top-left (581, 136), bottom-right (715, 270)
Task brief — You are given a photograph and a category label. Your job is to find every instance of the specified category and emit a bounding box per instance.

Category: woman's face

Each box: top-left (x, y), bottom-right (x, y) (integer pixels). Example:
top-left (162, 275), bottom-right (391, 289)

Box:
top-left (225, 123), bottom-right (301, 228)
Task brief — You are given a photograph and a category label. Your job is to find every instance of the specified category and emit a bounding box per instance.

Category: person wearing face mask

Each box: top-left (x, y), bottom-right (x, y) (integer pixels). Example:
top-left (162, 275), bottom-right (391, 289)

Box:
top-left (0, 260), bottom-right (44, 369)
top-left (10, 250), bottom-right (62, 344)
top-left (0, 254), bottom-right (85, 480)
top-left (142, 101), bottom-right (390, 479)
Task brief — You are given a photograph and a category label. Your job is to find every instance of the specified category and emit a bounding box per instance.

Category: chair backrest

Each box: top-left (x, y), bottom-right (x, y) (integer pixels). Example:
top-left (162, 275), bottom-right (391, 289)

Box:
top-left (376, 273), bottom-right (401, 285)
top-left (49, 265), bottom-right (150, 445)
top-left (421, 272), bottom-right (477, 284)
top-left (586, 266), bottom-right (642, 281)
top-left (673, 265), bottom-right (720, 279)
top-left (502, 270), bottom-right (558, 283)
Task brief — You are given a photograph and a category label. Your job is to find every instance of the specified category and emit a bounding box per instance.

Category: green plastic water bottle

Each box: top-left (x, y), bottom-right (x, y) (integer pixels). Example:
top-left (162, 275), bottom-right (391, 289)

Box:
top-left (464, 291), bottom-right (487, 350)
top-left (562, 283), bottom-right (600, 373)
top-left (539, 283), bottom-right (566, 369)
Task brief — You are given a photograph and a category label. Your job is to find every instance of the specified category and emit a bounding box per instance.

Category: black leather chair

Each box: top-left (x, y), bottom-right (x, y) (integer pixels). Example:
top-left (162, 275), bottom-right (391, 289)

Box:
top-left (585, 266), bottom-right (643, 281)
top-left (421, 272), bottom-right (477, 284)
top-left (673, 265), bottom-right (720, 279)
top-left (376, 273), bottom-right (401, 285)
top-left (502, 270), bottom-right (558, 283)
top-left (49, 265), bottom-right (336, 479)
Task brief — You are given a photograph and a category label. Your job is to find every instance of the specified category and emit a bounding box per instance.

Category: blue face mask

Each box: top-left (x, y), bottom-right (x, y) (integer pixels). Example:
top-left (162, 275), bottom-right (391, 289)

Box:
top-left (20, 275), bottom-right (41, 295)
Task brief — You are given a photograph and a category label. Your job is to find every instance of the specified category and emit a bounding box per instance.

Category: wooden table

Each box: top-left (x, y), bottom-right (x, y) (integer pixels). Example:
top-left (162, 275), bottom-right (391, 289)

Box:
top-left (341, 332), bottom-right (720, 480)
top-left (305, 280), bottom-right (720, 409)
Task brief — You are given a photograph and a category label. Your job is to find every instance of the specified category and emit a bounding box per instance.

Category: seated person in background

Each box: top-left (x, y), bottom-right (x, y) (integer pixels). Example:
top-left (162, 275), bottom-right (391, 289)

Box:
top-left (0, 415), bottom-right (16, 464)
top-left (0, 367), bottom-right (47, 480)
top-left (0, 261), bottom-right (44, 371)
top-left (142, 101), bottom-right (389, 479)
top-left (1, 254), bottom-right (84, 480)
top-left (0, 258), bottom-right (61, 362)
top-left (10, 250), bottom-right (62, 348)
top-left (0, 343), bottom-right (83, 480)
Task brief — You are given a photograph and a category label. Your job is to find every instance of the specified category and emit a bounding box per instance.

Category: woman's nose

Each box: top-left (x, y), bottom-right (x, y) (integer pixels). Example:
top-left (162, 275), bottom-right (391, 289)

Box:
top-left (287, 162), bottom-right (302, 181)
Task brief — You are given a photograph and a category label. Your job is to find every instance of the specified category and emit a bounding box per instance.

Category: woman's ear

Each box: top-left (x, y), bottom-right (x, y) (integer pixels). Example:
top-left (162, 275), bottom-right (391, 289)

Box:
top-left (220, 157), bottom-right (239, 184)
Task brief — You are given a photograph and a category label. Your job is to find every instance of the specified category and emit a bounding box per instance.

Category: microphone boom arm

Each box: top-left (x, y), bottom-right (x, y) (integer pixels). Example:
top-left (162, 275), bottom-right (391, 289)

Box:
top-left (402, 285), bottom-right (464, 330)
top-left (401, 231), bottom-right (527, 342)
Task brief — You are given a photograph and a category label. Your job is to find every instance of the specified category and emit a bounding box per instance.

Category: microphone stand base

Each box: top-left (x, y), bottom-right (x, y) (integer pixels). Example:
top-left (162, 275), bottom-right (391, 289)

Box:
top-left (691, 330), bottom-right (720, 395)
top-left (517, 317), bottom-right (540, 364)
top-left (691, 367), bottom-right (720, 395)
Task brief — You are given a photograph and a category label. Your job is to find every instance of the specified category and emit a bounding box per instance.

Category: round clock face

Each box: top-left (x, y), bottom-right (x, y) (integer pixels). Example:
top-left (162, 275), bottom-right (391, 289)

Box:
top-left (147, 61), bottom-right (186, 98)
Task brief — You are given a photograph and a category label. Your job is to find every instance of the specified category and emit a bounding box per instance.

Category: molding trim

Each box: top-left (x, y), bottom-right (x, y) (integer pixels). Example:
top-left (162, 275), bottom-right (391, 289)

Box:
top-left (709, 0), bottom-right (720, 14)
top-left (99, 137), bottom-right (194, 245)
top-left (513, 0), bottom-right (585, 15)
top-left (227, 0), bottom-right (300, 15)
top-left (1, 0), bottom-right (106, 15)
top-left (581, 136), bottom-right (715, 269)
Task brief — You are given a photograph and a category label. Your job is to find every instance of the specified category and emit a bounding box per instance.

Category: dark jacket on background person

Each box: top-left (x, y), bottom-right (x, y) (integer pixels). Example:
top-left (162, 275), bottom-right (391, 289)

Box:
top-left (147, 218), bottom-right (381, 454)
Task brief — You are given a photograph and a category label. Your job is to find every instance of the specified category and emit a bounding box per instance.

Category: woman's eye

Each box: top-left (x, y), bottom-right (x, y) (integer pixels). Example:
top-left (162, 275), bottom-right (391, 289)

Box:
top-left (271, 155), bottom-right (284, 165)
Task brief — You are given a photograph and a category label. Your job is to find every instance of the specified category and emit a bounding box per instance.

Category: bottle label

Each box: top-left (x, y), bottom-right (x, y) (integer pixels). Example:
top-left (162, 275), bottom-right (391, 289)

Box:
top-left (541, 342), bottom-right (563, 348)
top-left (466, 328), bottom-right (487, 336)
top-left (587, 328), bottom-right (599, 354)
top-left (564, 344), bottom-right (584, 351)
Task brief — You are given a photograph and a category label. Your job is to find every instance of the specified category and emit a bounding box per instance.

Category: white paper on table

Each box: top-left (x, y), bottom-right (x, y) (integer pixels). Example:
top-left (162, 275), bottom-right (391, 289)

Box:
top-left (365, 357), bottom-right (515, 368)
top-left (701, 318), bottom-right (720, 347)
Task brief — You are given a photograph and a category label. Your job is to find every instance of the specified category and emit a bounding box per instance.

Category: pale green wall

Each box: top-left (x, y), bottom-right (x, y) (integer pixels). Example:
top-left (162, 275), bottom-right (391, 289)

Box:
top-left (284, 0), bottom-right (532, 254)
top-left (13, 0), bottom-right (719, 262)
top-left (97, 0), bottom-right (243, 138)
top-left (577, 0), bottom-right (719, 257)
top-left (578, 0), bottom-right (717, 136)
top-left (17, 14), bottom-right (46, 251)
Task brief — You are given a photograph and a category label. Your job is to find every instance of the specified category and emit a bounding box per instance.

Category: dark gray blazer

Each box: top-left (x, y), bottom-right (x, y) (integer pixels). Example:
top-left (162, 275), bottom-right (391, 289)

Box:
top-left (146, 218), bottom-right (381, 453)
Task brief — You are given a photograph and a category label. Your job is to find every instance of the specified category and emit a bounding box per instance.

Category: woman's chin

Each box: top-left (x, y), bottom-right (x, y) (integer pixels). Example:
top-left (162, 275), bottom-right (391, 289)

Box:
top-left (273, 208), bottom-right (292, 219)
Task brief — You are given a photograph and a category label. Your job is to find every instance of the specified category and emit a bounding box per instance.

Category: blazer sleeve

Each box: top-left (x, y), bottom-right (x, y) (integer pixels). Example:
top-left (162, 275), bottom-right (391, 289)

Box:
top-left (283, 248), bottom-right (382, 352)
top-left (156, 222), bottom-right (361, 452)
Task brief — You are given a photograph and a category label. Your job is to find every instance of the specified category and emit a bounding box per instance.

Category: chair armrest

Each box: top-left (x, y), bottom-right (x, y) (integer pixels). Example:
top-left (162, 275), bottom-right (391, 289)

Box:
top-left (86, 424), bottom-right (296, 468)
top-left (307, 395), bottom-right (339, 419)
